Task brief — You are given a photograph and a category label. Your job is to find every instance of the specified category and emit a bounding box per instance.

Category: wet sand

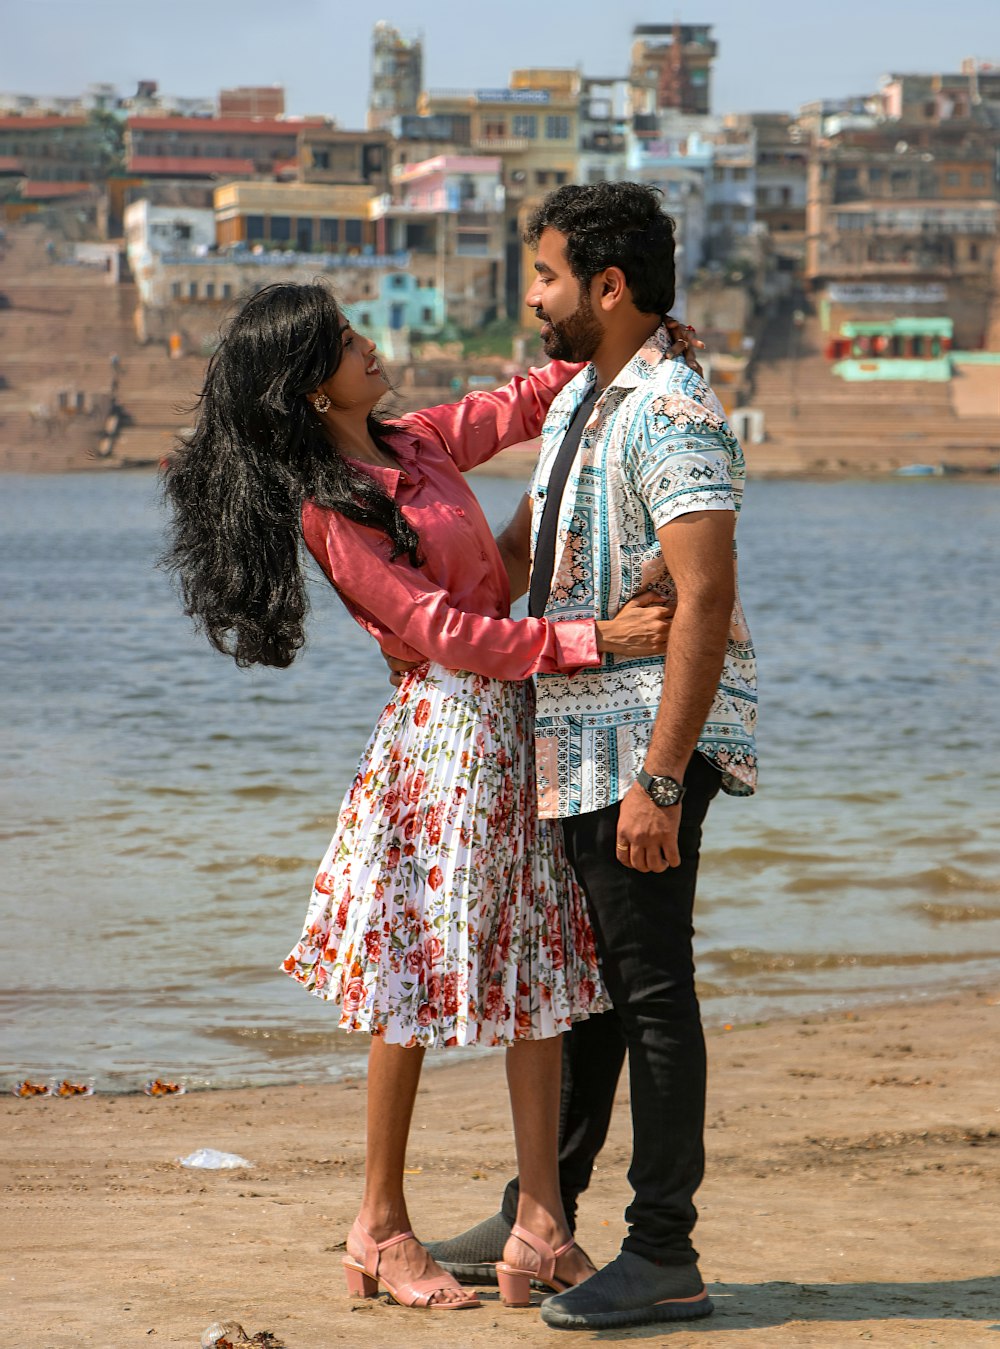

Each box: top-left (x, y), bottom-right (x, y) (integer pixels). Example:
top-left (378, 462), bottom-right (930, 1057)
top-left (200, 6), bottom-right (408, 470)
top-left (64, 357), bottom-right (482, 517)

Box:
top-left (3, 988), bottom-right (999, 1347)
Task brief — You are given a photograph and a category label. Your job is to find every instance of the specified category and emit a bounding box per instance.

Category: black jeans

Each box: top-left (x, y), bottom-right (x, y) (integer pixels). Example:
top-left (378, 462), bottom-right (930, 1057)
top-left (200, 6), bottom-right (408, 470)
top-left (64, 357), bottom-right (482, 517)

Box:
top-left (503, 752), bottom-right (722, 1266)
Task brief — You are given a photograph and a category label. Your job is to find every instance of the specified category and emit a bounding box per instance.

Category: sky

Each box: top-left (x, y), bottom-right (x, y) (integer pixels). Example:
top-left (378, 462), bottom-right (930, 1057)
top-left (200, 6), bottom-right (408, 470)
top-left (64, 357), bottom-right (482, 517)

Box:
top-left (5, 0), bottom-right (999, 124)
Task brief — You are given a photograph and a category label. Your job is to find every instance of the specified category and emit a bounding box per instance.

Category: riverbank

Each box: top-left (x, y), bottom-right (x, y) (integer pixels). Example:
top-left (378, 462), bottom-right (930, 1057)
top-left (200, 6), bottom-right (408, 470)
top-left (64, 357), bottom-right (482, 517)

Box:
top-left (4, 988), bottom-right (998, 1347)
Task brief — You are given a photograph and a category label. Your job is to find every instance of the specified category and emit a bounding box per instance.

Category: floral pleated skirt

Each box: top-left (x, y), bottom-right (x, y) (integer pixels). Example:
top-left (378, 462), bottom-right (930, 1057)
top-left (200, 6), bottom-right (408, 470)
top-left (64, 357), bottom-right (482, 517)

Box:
top-left (282, 663), bottom-right (608, 1048)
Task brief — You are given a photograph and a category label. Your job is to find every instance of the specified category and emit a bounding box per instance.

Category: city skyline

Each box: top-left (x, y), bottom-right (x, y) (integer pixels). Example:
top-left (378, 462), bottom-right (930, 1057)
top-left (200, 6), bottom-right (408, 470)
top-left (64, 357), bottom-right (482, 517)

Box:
top-left (8, 0), bottom-right (999, 124)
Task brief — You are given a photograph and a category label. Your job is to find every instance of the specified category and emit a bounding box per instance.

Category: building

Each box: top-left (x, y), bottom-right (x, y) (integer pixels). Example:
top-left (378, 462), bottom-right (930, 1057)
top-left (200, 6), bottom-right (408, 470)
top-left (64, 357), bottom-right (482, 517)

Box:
top-left (219, 86), bottom-right (285, 119)
top-left (628, 24), bottom-right (717, 118)
top-left (370, 154), bottom-right (505, 331)
top-left (124, 116), bottom-right (302, 180)
top-left (297, 126), bottom-right (390, 191)
top-left (578, 77), bottom-right (628, 184)
top-left (0, 114), bottom-right (107, 183)
top-left (705, 126), bottom-right (757, 263)
top-left (806, 120), bottom-right (999, 349)
top-left (369, 22), bottom-right (423, 131)
top-left (728, 112), bottom-right (808, 260)
top-left (124, 199), bottom-right (217, 305)
top-left (213, 180), bottom-right (376, 253)
top-left (421, 69), bottom-right (581, 317)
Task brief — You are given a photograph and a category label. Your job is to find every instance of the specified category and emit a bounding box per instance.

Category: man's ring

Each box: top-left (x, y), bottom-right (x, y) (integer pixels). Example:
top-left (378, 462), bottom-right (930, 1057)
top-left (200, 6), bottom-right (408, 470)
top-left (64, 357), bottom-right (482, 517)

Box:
top-left (616, 842), bottom-right (629, 852)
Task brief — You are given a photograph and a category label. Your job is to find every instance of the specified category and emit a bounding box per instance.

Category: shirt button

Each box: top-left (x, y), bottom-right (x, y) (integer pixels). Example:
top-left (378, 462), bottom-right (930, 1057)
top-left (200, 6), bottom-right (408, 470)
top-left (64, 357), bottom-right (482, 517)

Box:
top-left (455, 507), bottom-right (465, 516)
top-left (480, 551), bottom-right (488, 561)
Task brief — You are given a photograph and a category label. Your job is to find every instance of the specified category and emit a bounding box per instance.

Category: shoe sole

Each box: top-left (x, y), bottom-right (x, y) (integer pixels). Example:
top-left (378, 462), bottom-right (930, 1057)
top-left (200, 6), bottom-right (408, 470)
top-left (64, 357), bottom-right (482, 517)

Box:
top-left (541, 1292), bottom-right (714, 1329)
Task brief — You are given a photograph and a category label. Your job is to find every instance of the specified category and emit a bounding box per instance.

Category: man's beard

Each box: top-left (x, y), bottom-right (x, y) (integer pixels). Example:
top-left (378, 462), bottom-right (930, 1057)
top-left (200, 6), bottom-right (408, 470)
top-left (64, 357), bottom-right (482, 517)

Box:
top-left (538, 291), bottom-right (603, 362)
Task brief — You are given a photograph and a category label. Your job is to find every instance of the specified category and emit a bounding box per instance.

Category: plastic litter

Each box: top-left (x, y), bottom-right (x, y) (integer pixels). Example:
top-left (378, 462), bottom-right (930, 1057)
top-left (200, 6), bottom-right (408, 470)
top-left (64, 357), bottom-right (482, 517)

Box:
top-left (179, 1148), bottom-right (254, 1170)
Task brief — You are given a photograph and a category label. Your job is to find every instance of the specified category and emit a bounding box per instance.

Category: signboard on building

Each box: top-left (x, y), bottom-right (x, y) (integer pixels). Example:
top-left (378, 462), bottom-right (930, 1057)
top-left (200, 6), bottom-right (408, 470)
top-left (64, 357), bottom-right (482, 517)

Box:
top-left (475, 89), bottom-right (551, 104)
top-left (827, 283), bottom-right (947, 305)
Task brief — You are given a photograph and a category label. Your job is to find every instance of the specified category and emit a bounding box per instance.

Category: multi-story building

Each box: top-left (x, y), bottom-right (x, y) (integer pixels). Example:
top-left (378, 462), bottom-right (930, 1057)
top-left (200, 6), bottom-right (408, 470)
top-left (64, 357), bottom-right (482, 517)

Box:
top-left (422, 69), bottom-right (581, 317)
top-left (628, 24), bottom-right (717, 118)
top-left (124, 116), bottom-right (303, 180)
top-left (578, 77), bottom-right (628, 184)
top-left (806, 121), bottom-right (999, 348)
top-left (213, 180), bottom-right (376, 253)
top-left (297, 125), bottom-right (390, 191)
top-left (0, 114), bottom-right (107, 183)
top-left (705, 127), bottom-right (757, 263)
top-left (727, 112), bottom-right (808, 262)
top-left (369, 22), bottom-right (423, 131)
top-left (370, 154), bottom-right (505, 331)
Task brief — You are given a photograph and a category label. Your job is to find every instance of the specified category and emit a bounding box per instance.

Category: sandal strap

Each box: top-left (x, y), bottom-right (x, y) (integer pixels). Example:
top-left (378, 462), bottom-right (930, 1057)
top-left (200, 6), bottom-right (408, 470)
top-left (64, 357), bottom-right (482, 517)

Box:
top-left (509, 1223), bottom-right (575, 1285)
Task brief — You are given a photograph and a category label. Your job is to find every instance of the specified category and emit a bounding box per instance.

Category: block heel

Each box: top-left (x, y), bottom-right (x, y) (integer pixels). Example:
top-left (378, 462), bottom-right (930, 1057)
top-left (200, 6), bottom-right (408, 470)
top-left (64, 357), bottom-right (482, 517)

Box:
top-left (496, 1264), bottom-right (533, 1307)
top-left (343, 1260), bottom-right (379, 1298)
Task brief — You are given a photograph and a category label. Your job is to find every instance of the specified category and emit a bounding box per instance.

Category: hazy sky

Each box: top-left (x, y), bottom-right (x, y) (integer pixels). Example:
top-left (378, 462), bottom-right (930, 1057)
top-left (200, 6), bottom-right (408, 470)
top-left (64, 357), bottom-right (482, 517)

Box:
top-left (5, 0), bottom-right (998, 123)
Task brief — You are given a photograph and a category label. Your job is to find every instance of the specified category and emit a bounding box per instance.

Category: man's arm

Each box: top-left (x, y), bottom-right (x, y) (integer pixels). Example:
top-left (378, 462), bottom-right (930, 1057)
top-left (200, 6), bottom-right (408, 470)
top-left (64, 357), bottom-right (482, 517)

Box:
top-left (615, 509), bottom-right (735, 872)
top-left (495, 491), bottom-right (533, 601)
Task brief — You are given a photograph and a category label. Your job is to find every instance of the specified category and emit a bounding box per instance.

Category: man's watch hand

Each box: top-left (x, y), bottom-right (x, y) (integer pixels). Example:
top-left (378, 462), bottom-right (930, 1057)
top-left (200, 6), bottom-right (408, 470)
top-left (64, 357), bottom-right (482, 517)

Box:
top-left (616, 781), bottom-right (682, 872)
top-left (636, 767), bottom-right (686, 809)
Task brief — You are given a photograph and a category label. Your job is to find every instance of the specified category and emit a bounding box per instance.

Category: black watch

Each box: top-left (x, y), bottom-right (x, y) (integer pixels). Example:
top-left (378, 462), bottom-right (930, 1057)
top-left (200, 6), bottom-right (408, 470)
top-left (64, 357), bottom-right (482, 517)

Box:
top-left (636, 767), bottom-right (686, 808)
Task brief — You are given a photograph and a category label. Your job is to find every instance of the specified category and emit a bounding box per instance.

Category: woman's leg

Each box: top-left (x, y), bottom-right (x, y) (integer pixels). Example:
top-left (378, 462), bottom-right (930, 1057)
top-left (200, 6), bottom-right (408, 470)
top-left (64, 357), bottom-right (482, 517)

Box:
top-left (351, 1036), bottom-right (472, 1305)
top-left (503, 1036), bottom-right (596, 1286)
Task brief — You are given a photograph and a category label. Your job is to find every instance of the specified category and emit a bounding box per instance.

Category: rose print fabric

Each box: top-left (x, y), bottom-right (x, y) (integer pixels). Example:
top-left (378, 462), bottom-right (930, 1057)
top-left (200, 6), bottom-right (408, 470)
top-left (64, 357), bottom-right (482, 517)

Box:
top-left (283, 663), bottom-right (609, 1048)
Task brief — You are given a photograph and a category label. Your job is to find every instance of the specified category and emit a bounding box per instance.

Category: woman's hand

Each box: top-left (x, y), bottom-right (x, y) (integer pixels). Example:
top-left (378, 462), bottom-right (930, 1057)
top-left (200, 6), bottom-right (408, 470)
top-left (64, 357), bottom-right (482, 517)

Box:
top-left (595, 591), bottom-right (675, 657)
top-left (664, 315), bottom-right (705, 377)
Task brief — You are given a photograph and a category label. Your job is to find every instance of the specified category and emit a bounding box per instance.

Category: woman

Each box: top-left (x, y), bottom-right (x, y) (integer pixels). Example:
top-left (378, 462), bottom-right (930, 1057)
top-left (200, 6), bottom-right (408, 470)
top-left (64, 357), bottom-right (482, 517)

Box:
top-left (163, 282), bottom-right (680, 1313)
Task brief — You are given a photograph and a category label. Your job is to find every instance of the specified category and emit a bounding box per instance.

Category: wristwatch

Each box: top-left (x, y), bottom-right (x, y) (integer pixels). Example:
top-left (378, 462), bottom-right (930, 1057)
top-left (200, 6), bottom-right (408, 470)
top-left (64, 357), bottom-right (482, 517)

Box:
top-left (636, 767), bottom-right (686, 808)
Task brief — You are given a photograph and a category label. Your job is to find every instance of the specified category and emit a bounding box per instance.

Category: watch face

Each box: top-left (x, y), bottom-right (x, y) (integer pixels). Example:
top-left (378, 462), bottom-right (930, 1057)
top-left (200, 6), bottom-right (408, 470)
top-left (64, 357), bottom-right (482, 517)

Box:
top-left (640, 771), bottom-right (683, 807)
top-left (649, 778), bottom-right (681, 807)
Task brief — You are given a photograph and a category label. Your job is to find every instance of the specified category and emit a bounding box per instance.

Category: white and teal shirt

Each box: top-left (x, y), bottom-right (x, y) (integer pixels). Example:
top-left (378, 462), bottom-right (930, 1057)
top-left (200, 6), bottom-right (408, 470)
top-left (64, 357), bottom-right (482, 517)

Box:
top-left (529, 323), bottom-right (758, 818)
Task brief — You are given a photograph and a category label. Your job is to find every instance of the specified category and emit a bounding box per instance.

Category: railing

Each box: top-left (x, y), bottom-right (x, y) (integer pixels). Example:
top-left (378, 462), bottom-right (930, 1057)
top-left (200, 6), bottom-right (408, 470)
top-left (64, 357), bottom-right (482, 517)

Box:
top-left (159, 249), bottom-right (412, 268)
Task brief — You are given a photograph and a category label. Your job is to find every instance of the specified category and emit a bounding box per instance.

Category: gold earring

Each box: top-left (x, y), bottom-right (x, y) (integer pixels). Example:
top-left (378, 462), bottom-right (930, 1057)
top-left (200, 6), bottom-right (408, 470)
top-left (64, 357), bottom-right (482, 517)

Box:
top-left (313, 392), bottom-right (331, 413)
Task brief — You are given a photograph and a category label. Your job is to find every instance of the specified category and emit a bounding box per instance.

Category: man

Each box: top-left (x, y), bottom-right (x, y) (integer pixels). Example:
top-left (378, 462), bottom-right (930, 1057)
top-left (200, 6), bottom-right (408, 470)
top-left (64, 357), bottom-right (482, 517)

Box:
top-left (427, 182), bottom-right (758, 1330)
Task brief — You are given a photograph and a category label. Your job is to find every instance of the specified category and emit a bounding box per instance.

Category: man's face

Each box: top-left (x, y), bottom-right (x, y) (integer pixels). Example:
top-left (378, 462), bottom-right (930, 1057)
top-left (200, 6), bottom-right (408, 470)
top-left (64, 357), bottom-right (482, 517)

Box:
top-left (525, 227), bottom-right (604, 363)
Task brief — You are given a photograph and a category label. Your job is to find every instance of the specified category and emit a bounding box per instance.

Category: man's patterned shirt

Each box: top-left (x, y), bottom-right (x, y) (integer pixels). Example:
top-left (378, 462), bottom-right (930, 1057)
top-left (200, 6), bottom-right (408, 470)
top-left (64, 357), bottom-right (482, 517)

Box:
top-left (529, 324), bottom-right (758, 818)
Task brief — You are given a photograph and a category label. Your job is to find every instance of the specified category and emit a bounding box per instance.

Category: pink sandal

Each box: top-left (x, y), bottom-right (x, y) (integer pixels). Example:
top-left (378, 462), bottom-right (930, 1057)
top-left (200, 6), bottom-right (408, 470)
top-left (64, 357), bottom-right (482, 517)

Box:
top-left (343, 1219), bottom-right (481, 1310)
top-left (496, 1223), bottom-right (586, 1308)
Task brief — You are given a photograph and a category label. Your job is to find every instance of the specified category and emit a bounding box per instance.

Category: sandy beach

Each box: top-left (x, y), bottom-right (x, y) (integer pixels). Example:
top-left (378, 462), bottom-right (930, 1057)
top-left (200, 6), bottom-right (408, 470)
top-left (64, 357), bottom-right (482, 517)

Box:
top-left (4, 989), bottom-right (999, 1347)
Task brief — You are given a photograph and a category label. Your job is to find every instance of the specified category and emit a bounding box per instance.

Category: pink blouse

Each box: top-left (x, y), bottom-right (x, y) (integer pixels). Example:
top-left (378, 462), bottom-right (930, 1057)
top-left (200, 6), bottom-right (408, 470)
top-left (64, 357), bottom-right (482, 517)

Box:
top-left (301, 360), bottom-right (599, 681)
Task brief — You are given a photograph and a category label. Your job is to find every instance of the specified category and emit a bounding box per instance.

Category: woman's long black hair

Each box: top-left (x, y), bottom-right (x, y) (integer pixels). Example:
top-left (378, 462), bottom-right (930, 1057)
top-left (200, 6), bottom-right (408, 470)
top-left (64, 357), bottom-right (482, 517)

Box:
top-left (162, 282), bottom-right (420, 669)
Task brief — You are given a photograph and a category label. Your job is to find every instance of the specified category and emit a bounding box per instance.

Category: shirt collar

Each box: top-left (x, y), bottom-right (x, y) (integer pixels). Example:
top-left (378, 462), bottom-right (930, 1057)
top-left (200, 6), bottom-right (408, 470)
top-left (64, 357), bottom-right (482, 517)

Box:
top-left (565, 322), bottom-right (672, 409)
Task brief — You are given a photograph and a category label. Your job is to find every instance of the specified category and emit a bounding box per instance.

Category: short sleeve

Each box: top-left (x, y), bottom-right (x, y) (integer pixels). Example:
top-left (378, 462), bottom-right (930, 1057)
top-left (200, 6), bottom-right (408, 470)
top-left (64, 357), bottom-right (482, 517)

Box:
top-left (626, 388), bottom-right (737, 530)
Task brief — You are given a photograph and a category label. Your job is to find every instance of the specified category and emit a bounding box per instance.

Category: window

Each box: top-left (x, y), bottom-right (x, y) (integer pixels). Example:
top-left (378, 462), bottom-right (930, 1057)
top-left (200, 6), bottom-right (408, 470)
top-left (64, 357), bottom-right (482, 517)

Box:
top-left (312, 149), bottom-right (330, 170)
top-left (545, 115), bottom-right (570, 140)
top-left (344, 218), bottom-right (363, 246)
top-left (421, 307), bottom-right (434, 322)
top-left (359, 312), bottom-right (371, 325)
top-left (245, 215), bottom-right (265, 240)
top-left (482, 118), bottom-right (506, 138)
top-left (391, 274), bottom-right (407, 289)
top-left (536, 170), bottom-right (550, 186)
top-left (732, 166), bottom-right (748, 180)
top-left (319, 218), bottom-right (340, 245)
top-left (188, 282), bottom-right (198, 298)
top-left (171, 282), bottom-right (181, 299)
top-left (270, 216), bottom-right (291, 242)
top-left (971, 172), bottom-right (987, 188)
top-left (554, 171), bottom-right (567, 185)
top-left (205, 282), bottom-right (215, 299)
top-left (222, 283), bottom-right (233, 299)
top-left (512, 114), bottom-right (537, 139)
top-left (945, 171), bottom-right (960, 186)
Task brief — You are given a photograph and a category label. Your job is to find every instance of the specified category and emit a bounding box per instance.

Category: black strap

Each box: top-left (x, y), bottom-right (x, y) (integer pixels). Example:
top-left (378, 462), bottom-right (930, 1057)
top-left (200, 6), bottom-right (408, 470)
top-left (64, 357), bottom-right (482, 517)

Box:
top-left (528, 388), bottom-right (599, 618)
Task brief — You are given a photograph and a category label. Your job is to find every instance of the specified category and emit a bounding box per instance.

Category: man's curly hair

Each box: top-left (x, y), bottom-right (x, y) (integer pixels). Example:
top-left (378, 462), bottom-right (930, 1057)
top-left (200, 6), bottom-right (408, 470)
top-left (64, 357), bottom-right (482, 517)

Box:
top-left (524, 182), bottom-right (676, 317)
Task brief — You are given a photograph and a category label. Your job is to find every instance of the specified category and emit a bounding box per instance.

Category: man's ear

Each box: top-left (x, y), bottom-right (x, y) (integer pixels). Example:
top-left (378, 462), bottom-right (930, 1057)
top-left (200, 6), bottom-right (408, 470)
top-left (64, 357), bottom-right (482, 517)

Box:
top-left (595, 266), bottom-right (628, 312)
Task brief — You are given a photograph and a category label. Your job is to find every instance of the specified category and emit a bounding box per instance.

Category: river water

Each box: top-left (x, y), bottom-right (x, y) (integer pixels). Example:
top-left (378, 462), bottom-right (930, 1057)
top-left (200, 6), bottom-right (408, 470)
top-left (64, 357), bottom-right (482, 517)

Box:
top-left (2, 472), bottom-right (998, 1089)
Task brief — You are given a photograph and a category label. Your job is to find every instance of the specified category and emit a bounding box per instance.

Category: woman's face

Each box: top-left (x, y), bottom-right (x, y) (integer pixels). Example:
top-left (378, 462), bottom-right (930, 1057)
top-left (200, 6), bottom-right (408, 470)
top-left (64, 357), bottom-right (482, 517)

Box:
top-left (314, 317), bottom-right (388, 413)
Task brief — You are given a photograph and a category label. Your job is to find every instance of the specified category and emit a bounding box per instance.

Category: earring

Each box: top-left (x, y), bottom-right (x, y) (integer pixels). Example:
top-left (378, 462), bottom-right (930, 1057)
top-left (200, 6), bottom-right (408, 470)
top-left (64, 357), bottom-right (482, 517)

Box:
top-left (313, 392), bottom-right (331, 414)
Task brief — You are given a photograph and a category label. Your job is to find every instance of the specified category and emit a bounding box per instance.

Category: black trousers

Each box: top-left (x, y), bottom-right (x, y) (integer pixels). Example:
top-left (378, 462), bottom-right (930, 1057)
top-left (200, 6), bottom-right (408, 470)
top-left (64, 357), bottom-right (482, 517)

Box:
top-left (503, 751), bottom-right (722, 1265)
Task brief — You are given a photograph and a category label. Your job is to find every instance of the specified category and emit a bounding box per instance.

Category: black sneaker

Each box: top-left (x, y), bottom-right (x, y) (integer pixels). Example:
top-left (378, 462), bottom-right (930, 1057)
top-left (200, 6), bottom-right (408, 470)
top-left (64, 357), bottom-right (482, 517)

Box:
top-left (540, 1251), bottom-right (713, 1329)
top-left (423, 1211), bottom-right (512, 1285)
